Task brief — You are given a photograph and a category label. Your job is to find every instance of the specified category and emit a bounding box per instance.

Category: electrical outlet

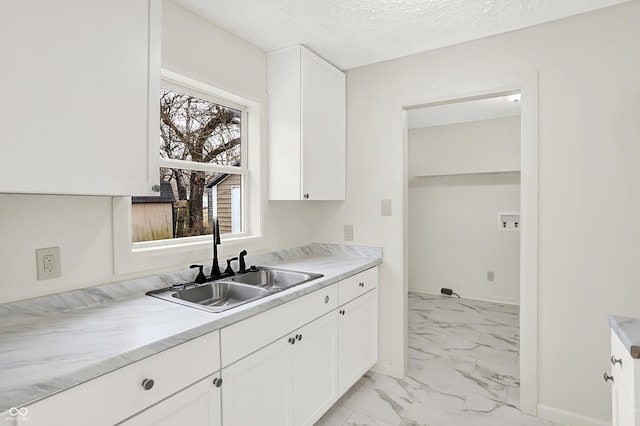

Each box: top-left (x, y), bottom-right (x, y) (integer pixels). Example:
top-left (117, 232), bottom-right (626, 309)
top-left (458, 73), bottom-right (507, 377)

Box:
top-left (344, 225), bottom-right (354, 241)
top-left (43, 254), bottom-right (55, 273)
top-left (36, 247), bottom-right (61, 280)
top-left (487, 271), bottom-right (495, 281)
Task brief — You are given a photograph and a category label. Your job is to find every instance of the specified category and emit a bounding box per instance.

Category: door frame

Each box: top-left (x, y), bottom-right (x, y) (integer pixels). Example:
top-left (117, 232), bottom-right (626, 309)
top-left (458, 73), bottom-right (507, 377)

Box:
top-left (400, 71), bottom-right (539, 415)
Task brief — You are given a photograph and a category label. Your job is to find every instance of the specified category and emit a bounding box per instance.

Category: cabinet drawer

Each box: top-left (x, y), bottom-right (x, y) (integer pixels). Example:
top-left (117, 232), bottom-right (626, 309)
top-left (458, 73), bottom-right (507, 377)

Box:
top-left (221, 285), bottom-right (337, 367)
top-left (338, 267), bottom-right (378, 306)
top-left (22, 332), bottom-right (220, 426)
top-left (611, 330), bottom-right (640, 407)
top-left (119, 373), bottom-right (221, 426)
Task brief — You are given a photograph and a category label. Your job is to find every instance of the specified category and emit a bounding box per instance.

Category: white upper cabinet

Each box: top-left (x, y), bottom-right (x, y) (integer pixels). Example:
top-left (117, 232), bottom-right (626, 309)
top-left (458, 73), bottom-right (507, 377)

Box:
top-left (0, 0), bottom-right (160, 196)
top-left (267, 45), bottom-right (345, 200)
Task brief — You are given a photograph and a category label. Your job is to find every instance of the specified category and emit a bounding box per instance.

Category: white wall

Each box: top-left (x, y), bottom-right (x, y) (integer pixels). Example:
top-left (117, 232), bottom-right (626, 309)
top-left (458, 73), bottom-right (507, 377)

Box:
top-left (408, 117), bottom-right (520, 303)
top-left (409, 116), bottom-right (521, 176)
top-left (308, 2), bottom-right (640, 423)
top-left (0, 0), bottom-right (317, 303)
top-left (408, 173), bottom-right (521, 303)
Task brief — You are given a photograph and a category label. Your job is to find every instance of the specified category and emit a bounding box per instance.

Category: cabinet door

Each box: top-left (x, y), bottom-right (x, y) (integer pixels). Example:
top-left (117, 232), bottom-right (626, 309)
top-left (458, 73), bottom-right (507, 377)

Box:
top-left (300, 48), bottom-right (346, 200)
top-left (118, 374), bottom-right (221, 426)
top-left (611, 382), bottom-right (636, 426)
top-left (338, 289), bottom-right (379, 394)
top-left (222, 339), bottom-right (294, 426)
top-left (1, 410), bottom-right (16, 426)
top-left (0, 0), bottom-right (160, 196)
top-left (293, 313), bottom-right (338, 426)
top-left (267, 45), bottom-right (345, 201)
top-left (267, 46), bottom-right (302, 200)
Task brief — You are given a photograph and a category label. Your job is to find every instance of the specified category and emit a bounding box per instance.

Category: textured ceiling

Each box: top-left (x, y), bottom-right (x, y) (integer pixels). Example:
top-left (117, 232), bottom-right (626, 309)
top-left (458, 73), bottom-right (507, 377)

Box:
top-left (174, 0), bottom-right (628, 70)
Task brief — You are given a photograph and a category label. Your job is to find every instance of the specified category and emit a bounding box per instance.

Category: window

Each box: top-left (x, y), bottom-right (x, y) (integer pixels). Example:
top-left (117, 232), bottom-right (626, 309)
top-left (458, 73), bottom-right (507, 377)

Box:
top-left (131, 78), bottom-right (248, 244)
top-left (113, 70), bottom-right (263, 275)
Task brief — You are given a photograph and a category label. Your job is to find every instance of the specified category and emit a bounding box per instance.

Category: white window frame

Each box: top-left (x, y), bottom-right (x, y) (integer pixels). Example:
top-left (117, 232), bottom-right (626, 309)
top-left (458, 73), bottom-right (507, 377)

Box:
top-left (112, 70), bottom-right (264, 275)
top-left (231, 186), bottom-right (241, 234)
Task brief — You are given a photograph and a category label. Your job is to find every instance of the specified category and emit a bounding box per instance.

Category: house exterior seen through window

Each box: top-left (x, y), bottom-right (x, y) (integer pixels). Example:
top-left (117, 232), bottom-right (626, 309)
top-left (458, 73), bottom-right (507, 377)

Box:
top-left (132, 84), bottom-right (246, 243)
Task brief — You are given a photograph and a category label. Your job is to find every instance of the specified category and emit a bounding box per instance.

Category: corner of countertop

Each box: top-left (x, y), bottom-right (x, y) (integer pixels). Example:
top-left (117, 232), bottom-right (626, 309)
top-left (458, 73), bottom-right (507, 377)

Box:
top-left (609, 314), bottom-right (640, 359)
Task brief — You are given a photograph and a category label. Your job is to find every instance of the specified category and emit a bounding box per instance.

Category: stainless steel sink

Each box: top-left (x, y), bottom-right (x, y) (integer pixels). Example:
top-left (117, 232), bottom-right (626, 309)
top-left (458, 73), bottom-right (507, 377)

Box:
top-left (147, 267), bottom-right (323, 313)
top-left (232, 267), bottom-right (323, 289)
top-left (148, 281), bottom-right (268, 313)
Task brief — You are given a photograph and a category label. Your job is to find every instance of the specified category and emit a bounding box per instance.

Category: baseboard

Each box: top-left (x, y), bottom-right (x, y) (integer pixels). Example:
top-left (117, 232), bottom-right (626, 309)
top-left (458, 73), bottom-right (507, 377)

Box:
top-left (371, 361), bottom-right (397, 378)
top-left (407, 287), bottom-right (519, 306)
top-left (538, 404), bottom-right (610, 426)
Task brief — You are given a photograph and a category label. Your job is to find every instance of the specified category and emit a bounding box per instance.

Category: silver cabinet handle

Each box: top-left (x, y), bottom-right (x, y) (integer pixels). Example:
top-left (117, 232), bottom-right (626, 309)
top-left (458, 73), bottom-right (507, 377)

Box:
top-left (141, 378), bottom-right (155, 390)
top-left (611, 356), bottom-right (622, 366)
top-left (603, 372), bottom-right (614, 383)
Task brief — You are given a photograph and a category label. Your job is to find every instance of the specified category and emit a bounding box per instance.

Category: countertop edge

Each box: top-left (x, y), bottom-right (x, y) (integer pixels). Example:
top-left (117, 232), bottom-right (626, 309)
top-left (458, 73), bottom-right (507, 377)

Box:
top-left (609, 315), bottom-right (640, 359)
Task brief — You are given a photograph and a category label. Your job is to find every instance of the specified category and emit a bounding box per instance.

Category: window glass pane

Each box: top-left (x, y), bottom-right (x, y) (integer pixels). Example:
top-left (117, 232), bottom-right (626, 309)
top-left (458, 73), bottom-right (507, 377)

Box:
top-left (160, 88), bottom-right (241, 166)
top-left (131, 168), bottom-right (243, 242)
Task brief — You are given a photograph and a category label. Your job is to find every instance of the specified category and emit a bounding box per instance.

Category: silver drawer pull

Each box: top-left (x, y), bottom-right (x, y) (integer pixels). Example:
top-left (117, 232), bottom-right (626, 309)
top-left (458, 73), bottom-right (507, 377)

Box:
top-left (603, 372), bottom-right (614, 383)
top-left (141, 378), bottom-right (155, 390)
top-left (611, 356), bottom-right (622, 366)
top-left (324, 295), bottom-right (330, 303)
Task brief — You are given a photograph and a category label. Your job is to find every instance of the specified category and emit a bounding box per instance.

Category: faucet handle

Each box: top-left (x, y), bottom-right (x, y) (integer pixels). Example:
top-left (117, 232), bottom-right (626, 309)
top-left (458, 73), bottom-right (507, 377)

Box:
top-left (225, 257), bottom-right (238, 276)
top-left (190, 264), bottom-right (207, 284)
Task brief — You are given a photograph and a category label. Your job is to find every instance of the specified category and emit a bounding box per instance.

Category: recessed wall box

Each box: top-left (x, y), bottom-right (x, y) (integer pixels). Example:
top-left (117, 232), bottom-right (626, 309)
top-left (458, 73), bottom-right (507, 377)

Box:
top-left (498, 212), bottom-right (520, 232)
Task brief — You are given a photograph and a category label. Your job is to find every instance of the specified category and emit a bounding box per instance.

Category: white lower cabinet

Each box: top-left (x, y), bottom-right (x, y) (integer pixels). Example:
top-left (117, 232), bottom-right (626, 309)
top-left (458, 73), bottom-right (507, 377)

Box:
top-left (9, 267), bottom-right (379, 426)
top-left (222, 312), bottom-right (338, 426)
top-left (612, 381), bottom-right (636, 426)
top-left (338, 289), bottom-right (379, 394)
top-left (222, 334), bottom-right (294, 426)
top-left (1, 410), bottom-right (16, 426)
top-left (15, 332), bottom-right (220, 426)
top-left (292, 312), bottom-right (339, 425)
top-left (609, 329), bottom-right (640, 425)
top-left (120, 374), bottom-right (222, 426)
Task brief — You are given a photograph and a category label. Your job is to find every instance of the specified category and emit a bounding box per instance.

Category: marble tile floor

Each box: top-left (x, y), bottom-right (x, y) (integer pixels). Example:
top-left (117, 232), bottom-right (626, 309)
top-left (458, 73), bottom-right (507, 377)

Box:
top-left (315, 292), bottom-right (562, 426)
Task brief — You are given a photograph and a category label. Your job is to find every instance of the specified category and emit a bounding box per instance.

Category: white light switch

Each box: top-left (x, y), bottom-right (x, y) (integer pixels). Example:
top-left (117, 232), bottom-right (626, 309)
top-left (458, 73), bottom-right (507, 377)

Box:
top-left (381, 199), bottom-right (392, 216)
top-left (344, 225), bottom-right (354, 241)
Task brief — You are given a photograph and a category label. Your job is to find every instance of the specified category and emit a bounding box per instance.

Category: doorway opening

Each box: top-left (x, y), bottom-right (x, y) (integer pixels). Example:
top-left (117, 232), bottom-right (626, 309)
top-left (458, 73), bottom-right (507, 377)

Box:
top-left (407, 93), bottom-right (521, 302)
top-left (401, 79), bottom-right (539, 415)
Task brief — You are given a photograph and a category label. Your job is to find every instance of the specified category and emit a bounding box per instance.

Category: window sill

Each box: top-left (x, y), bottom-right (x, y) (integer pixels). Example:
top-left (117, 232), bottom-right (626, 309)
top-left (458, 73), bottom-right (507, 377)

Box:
top-left (131, 233), bottom-right (255, 253)
top-left (113, 197), bottom-right (266, 276)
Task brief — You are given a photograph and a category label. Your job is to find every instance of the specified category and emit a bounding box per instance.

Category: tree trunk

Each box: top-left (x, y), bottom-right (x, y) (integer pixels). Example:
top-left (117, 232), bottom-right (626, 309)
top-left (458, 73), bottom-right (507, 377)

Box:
top-left (188, 170), bottom-right (205, 236)
top-left (174, 168), bottom-right (187, 200)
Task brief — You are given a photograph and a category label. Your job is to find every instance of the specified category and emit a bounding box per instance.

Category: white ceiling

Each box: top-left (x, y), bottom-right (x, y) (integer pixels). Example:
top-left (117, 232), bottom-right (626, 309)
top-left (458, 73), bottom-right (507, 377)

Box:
top-left (174, 0), bottom-right (628, 70)
top-left (408, 94), bottom-right (521, 129)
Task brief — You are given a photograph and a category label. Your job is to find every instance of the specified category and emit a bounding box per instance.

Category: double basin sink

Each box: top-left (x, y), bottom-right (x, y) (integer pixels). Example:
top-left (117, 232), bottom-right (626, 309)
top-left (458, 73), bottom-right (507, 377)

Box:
top-left (147, 267), bottom-right (323, 313)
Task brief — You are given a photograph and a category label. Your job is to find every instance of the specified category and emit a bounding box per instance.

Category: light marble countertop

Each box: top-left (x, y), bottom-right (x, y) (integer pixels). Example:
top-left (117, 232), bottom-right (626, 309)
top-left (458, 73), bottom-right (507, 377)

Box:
top-left (609, 315), bottom-right (640, 359)
top-left (0, 243), bottom-right (382, 413)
